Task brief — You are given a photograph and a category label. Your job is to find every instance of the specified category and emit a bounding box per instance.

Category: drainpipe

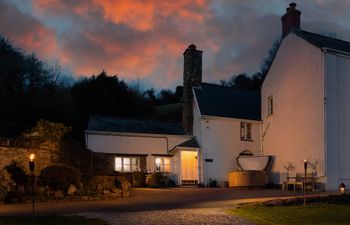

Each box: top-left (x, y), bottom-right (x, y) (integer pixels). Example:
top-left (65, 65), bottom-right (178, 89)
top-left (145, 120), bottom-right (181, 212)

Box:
top-left (260, 122), bottom-right (270, 155)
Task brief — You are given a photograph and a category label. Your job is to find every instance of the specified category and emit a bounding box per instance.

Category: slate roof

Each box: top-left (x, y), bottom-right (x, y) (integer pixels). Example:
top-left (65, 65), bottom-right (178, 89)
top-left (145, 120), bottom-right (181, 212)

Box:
top-left (176, 137), bottom-right (200, 148)
top-left (193, 83), bottom-right (261, 120)
top-left (294, 29), bottom-right (350, 53)
top-left (87, 115), bottom-right (186, 135)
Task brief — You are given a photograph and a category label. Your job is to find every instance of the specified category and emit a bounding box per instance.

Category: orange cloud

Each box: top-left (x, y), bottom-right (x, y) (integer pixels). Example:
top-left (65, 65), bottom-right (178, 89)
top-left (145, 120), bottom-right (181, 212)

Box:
top-left (93, 0), bottom-right (154, 31)
top-left (0, 1), bottom-right (58, 60)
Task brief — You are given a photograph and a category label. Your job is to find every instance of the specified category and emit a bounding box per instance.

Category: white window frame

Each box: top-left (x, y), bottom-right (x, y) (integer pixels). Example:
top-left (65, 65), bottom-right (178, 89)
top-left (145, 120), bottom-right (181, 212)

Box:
top-left (268, 95), bottom-right (273, 116)
top-left (114, 156), bottom-right (139, 172)
top-left (154, 156), bottom-right (171, 172)
top-left (240, 122), bottom-right (253, 141)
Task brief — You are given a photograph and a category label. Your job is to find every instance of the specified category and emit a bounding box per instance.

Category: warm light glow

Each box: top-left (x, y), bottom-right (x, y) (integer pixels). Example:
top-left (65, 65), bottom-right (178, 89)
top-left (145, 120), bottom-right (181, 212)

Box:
top-left (29, 153), bottom-right (35, 162)
top-left (340, 182), bottom-right (346, 194)
top-left (304, 159), bottom-right (307, 163)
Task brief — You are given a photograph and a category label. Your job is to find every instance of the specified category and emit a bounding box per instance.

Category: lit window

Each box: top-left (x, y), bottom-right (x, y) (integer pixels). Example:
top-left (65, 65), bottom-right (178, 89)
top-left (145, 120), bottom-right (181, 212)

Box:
top-left (115, 157), bottom-right (139, 172)
top-left (240, 122), bottom-right (253, 141)
top-left (155, 157), bottom-right (171, 172)
top-left (268, 96), bottom-right (273, 116)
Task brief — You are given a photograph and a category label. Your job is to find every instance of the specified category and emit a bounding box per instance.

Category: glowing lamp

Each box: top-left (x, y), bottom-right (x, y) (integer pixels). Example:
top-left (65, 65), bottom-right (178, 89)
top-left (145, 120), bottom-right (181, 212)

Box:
top-left (29, 153), bottom-right (35, 172)
top-left (340, 182), bottom-right (346, 195)
top-left (304, 160), bottom-right (308, 170)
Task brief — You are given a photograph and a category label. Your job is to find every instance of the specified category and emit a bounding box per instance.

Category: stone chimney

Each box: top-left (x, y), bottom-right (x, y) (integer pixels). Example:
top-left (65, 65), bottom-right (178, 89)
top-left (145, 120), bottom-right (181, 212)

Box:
top-left (182, 44), bottom-right (202, 134)
top-left (281, 3), bottom-right (301, 38)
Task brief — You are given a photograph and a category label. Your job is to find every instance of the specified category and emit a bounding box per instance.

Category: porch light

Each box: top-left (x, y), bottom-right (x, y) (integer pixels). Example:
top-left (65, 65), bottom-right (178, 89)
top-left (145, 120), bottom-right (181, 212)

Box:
top-left (340, 182), bottom-right (346, 195)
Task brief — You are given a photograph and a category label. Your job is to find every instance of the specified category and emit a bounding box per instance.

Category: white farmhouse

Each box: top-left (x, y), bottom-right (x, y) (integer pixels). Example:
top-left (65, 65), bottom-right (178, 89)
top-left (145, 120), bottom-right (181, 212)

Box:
top-left (262, 3), bottom-right (350, 190)
top-left (86, 3), bottom-right (350, 190)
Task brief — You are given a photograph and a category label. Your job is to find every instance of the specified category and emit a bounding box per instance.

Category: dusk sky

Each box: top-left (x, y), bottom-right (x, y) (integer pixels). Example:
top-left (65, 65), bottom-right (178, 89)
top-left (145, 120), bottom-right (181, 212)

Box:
top-left (2, 0), bottom-right (350, 89)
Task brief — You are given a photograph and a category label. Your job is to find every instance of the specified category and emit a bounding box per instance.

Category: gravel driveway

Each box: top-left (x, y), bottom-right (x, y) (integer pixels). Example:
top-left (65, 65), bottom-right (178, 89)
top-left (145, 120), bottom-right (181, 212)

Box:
top-left (79, 207), bottom-right (256, 225)
top-left (1, 188), bottom-right (309, 224)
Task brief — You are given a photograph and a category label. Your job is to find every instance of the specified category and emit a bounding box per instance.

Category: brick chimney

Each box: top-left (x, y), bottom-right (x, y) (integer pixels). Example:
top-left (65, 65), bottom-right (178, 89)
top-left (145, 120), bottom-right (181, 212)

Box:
top-left (182, 44), bottom-right (202, 134)
top-left (281, 3), bottom-right (301, 38)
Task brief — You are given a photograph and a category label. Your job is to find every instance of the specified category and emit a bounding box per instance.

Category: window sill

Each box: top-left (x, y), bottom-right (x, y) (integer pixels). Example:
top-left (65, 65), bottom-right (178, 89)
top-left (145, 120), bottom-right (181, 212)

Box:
top-left (240, 139), bottom-right (254, 142)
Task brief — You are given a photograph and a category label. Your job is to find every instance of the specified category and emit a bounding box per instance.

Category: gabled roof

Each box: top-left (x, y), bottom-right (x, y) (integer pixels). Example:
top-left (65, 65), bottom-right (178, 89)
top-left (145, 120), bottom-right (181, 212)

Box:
top-left (169, 137), bottom-right (200, 152)
top-left (293, 29), bottom-right (350, 53)
top-left (176, 137), bottom-right (200, 148)
top-left (193, 83), bottom-right (261, 120)
top-left (87, 115), bottom-right (186, 135)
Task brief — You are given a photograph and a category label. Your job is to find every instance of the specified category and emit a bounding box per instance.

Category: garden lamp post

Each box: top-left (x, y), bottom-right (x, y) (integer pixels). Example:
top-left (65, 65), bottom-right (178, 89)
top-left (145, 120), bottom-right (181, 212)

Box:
top-left (340, 182), bottom-right (346, 195)
top-left (303, 159), bottom-right (307, 207)
top-left (29, 153), bottom-right (35, 224)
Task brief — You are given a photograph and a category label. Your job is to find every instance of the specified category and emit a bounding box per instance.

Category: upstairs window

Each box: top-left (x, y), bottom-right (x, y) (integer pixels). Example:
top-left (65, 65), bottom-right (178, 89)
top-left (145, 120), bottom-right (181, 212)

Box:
top-left (240, 122), bottom-right (253, 141)
top-left (155, 157), bottom-right (171, 172)
top-left (115, 157), bottom-right (139, 172)
top-left (268, 96), bottom-right (273, 116)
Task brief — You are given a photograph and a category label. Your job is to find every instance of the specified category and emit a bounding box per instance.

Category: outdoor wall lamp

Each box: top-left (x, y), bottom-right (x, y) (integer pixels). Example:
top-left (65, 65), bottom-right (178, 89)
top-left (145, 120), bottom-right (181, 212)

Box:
top-left (340, 182), bottom-right (346, 195)
top-left (29, 153), bottom-right (35, 224)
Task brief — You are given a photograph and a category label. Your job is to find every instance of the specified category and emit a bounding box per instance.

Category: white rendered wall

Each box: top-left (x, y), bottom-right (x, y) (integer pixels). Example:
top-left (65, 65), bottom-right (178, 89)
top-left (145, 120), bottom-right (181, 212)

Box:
top-left (86, 132), bottom-right (190, 172)
top-left (261, 33), bottom-right (325, 184)
top-left (325, 53), bottom-right (350, 190)
top-left (199, 117), bottom-right (261, 184)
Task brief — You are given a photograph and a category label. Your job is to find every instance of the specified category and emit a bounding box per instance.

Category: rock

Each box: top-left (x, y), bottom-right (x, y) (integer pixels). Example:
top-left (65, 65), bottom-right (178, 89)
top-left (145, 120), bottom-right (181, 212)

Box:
top-left (116, 176), bottom-right (131, 191)
top-left (96, 184), bottom-right (103, 193)
top-left (111, 187), bottom-right (122, 194)
top-left (102, 189), bottom-right (110, 195)
top-left (122, 190), bottom-right (130, 197)
top-left (67, 184), bottom-right (77, 195)
top-left (80, 196), bottom-right (89, 201)
top-left (54, 190), bottom-right (64, 198)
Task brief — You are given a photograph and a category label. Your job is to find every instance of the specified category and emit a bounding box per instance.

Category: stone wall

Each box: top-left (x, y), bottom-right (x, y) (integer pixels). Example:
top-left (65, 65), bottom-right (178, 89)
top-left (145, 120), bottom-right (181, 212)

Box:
top-left (0, 140), bottom-right (59, 176)
top-left (0, 137), bottom-right (93, 176)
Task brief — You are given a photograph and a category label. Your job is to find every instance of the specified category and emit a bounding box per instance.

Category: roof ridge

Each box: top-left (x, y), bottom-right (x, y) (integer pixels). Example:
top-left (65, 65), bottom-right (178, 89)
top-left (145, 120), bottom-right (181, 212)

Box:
top-left (200, 82), bottom-right (260, 92)
top-left (296, 29), bottom-right (350, 45)
top-left (90, 115), bottom-right (181, 124)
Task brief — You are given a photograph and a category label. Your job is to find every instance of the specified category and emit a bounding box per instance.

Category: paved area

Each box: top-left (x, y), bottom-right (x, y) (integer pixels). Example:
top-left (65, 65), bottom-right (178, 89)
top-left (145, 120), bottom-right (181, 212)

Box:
top-left (0, 188), bottom-right (322, 224)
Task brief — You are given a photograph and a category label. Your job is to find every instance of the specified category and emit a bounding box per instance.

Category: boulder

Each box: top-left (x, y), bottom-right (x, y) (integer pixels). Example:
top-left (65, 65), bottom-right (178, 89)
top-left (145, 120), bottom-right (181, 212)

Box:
top-left (115, 176), bottom-right (131, 191)
top-left (111, 187), bottom-right (122, 194)
top-left (102, 189), bottom-right (110, 195)
top-left (96, 184), bottom-right (103, 193)
top-left (67, 184), bottom-right (77, 195)
top-left (54, 190), bottom-right (64, 198)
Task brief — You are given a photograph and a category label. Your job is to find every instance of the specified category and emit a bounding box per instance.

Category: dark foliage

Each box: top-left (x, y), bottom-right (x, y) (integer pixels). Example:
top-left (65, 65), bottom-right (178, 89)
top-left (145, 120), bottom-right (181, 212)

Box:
top-left (4, 161), bottom-right (29, 187)
top-left (132, 171), bottom-right (146, 187)
top-left (260, 39), bottom-right (281, 76)
top-left (39, 164), bottom-right (80, 190)
top-left (0, 36), bottom-right (74, 137)
top-left (220, 73), bottom-right (264, 90)
top-left (219, 40), bottom-right (280, 90)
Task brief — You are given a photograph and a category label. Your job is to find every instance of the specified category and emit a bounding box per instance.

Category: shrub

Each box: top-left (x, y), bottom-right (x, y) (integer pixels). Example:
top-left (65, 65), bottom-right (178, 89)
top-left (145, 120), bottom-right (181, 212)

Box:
top-left (39, 164), bottom-right (80, 190)
top-left (132, 171), bottom-right (146, 187)
top-left (145, 172), bottom-right (176, 188)
top-left (4, 161), bottom-right (29, 188)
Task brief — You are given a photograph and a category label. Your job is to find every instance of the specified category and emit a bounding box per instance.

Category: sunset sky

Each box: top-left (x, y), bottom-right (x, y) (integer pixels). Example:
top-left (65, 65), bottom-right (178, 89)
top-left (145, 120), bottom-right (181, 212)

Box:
top-left (2, 0), bottom-right (350, 89)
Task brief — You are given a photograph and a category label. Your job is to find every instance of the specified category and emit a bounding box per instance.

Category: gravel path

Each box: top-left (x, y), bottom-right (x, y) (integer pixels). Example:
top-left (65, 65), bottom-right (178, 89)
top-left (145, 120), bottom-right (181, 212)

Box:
top-left (1, 188), bottom-right (315, 224)
top-left (79, 207), bottom-right (257, 225)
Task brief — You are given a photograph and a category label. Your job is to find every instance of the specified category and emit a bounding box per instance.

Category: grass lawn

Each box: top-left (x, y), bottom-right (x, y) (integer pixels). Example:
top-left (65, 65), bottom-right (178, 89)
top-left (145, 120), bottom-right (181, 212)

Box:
top-left (0, 216), bottom-right (108, 225)
top-left (230, 203), bottom-right (350, 225)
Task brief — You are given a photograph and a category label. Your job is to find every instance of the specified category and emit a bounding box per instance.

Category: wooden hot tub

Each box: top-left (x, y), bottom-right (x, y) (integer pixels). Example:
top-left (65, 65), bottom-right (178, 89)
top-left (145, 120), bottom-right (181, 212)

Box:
top-left (228, 171), bottom-right (268, 188)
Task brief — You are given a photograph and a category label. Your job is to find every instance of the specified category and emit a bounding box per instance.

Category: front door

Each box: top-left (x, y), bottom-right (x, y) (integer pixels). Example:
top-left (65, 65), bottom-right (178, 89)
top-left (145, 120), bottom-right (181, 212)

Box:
top-left (181, 151), bottom-right (198, 185)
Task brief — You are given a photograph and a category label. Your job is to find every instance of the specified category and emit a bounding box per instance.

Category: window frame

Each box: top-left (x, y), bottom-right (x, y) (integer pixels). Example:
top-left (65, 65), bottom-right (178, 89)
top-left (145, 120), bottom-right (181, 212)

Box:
top-left (240, 122), bottom-right (253, 141)
top-left (154, 156), bottom-right (171, 172)
top-left (114, 156), bottom-right (140, 172)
